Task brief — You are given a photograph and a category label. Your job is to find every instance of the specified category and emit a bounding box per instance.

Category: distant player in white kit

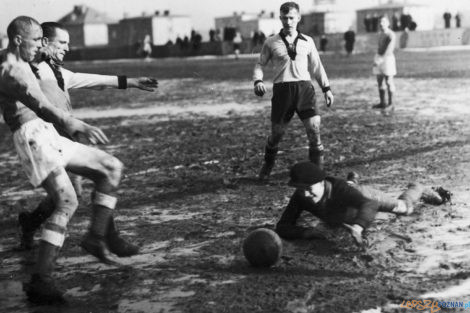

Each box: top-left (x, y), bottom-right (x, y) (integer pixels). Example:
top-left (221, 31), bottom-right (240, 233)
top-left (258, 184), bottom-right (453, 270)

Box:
top-left (372, 16), bottom-right (396, 113)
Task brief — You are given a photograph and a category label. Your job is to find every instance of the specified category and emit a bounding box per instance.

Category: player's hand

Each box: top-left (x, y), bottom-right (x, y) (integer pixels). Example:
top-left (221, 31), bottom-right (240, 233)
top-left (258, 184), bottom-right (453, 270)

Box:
top-left (69, 119), bottom-right (109, 145)
top-left (343, 223), bottom-right (366, 247)
top-left (373, 54), bottom-right (383, 67)
top-left (324, 90), bottom-right (334, 107)
top-left (129, 77), bottom-right (158, 92)
top-left (254, 82), bottom-right (266, 97)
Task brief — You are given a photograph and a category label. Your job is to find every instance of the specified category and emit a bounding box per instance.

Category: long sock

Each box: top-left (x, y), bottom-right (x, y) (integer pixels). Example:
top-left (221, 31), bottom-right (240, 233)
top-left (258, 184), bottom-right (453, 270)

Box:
top-left (35, 240), bottom-right (59, 276)
top-left (309, 143), bottom-right (324, 169)
top-left (379, 89), bottom-right (385, 105)
top-left (264, 139), bottom-right (278, 164)
top-left (90, 205), bottom-right (112, 237)
top-left (89, 192), bottom-right (116, 237)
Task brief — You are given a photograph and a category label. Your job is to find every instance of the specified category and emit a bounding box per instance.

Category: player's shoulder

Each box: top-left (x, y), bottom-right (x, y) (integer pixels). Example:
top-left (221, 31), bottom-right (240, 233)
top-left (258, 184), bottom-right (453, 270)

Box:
top-left (36, 61), bottom-right (50, 71)
top-left (327, 176), bottom-right (353, 193)
top-left (0, 52), bottom-right (29, 79)
top-left (0, 51), bottom-right (16, 71)
top-left (265, 33), bottom-right (280, 43)
top-left (299, 32), bottom-right (314, 42)
top-left (386, 29), bottom-right (396, 38)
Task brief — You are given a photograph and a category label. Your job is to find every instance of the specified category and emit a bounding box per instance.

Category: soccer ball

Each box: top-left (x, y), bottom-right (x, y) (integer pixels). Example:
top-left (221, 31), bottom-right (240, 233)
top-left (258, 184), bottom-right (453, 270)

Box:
top-left (242, 228), bottom-right (282, 268)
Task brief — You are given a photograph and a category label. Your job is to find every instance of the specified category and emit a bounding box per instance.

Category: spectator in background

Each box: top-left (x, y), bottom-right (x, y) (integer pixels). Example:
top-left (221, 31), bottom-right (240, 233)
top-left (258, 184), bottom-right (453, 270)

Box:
top-left (176, 36), bottom-right (183, 48)
top-left (215, 29), bottom-right (222, 42)
top-left (319, 34), bottom-right (328, 53)
top-left (364, 13), bottom-right (372, 32)
top-left (400, 12), bottom-right (413, 31)
top-left (443, 11), bottom-right (452, 28)
top-left (392, 12), bottom-right (400, 31)
top-left (233, 31), bottom-right (243, 59)
top-left (258, 31), bottom-right (266, 44)
top-left (192, 31), bottom-right (202, 51)
top-left (371, 13), bottom-right (379, 32)
top-left (209, 29), bottom-right (216, 42)
top-left (400, 14), bottom-right (408, 31)
top-left (142, 34), bottom-right (152, 59)
top-left (343, 28), bottom-right (355, 56)
top-left (399, 27), bottom-right (409, 49)
top-left (182, 36), bottom-right (189, 49)
top-left (455, 13), bottom-right (462, 28)
top-left (252, 31), bottom-right (260, 46)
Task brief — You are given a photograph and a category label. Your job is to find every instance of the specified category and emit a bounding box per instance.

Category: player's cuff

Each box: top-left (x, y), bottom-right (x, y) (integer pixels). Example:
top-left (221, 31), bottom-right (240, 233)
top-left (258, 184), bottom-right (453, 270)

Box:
top-left (254, 79), bottom-right (263, 86)
top-left (118, 75), bottom-right (127, 89)
top-left (322, 86), bottom-right (331, 93)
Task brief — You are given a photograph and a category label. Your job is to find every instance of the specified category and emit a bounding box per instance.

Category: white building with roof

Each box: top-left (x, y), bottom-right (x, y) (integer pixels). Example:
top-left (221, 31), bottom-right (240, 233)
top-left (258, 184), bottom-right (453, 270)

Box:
top-left (58, 5), bottom-right (116, 48)
top-left (109, 10), bottom-right (191, 46)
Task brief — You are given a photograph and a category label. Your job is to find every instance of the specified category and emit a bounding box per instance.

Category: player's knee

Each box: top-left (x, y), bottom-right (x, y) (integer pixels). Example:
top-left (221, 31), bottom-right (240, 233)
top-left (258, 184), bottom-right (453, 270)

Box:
top-left (305, 116), bottom-right (321, 136)
top-left (312, 114), bottom-right (321, 123)
top-left (310, 115), bottom-right (321, 128)
top-left (271, 125), bottom-right (286, 143)
top-left (104, 156), bottom-right (123, 187)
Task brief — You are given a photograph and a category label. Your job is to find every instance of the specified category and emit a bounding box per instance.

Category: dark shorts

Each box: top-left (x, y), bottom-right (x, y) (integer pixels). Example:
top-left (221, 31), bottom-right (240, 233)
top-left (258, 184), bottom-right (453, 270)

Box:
top-left (271, 81), bottom-right (318, 124)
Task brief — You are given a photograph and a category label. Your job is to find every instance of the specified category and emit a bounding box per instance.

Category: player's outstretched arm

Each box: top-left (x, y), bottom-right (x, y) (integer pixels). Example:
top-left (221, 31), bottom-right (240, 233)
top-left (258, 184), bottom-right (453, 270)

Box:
top-left (64, 70), bottom-right (158, 92)
top-left (127, 77), bottom-right (158, 92)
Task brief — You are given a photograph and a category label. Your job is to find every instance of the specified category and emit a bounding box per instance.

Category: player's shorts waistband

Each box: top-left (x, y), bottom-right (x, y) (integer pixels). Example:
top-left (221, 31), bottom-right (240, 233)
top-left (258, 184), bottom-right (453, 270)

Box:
top-left (273, 80), bottom-right (312, 87)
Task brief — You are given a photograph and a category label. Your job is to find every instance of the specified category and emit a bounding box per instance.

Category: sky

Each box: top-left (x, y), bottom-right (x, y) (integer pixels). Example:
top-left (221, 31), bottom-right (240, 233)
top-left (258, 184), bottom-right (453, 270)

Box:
top-left (0, 0), bottom-right (466, 37)
top-left (0, 0), bottom-right (311, 35)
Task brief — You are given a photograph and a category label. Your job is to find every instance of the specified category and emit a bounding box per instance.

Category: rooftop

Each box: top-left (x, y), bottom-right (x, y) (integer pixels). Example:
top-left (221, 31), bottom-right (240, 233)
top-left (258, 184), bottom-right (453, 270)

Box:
top-left (58, 5), bottom-right (116, 25)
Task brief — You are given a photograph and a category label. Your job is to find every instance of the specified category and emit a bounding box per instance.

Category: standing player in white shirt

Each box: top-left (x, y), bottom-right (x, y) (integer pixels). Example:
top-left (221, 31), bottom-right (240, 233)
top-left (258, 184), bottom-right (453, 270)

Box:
top-left (253, 1), bottom-right (334, 179)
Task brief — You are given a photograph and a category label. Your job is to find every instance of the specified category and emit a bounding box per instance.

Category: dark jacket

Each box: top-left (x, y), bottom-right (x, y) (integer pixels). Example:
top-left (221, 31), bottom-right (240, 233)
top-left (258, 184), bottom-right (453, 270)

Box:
top-left (276, 177), bottom-right (380, 239)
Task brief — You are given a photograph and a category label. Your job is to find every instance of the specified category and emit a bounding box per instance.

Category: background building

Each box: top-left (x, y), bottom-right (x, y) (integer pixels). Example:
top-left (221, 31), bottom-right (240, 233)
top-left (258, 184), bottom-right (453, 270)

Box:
top-left (58, 5), bottom-right (115, 48)
top-left (109, 10), bottom-right (191, 47)
top-left (357, 3), bottom-right (434, 33)
top-left (215, 11), bottom-right (279, 40)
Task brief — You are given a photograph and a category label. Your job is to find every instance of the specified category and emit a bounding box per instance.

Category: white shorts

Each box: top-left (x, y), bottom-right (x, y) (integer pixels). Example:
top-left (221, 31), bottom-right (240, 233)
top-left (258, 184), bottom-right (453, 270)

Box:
top-left (372, 54), bottom-right (396, 76)
top-left (13, 119), bottom-right (80, 187)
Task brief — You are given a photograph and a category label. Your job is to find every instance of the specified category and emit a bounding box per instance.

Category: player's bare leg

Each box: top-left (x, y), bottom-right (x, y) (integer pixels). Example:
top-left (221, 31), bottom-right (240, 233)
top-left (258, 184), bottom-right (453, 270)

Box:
top-left (66, 144), bottom-right (139, 260)
top-left (24, 168), bottom-right (78, 304)
top-left (302, 115), bottom-right (324, 169)
top-left (259, 123), bottom-right (286, 180)
top-left (383, 75), bottom-right (395, 115)
top-left (18, 172), bottom-right (83, 250)
top-left (19, 137), bottom-right (91, 251)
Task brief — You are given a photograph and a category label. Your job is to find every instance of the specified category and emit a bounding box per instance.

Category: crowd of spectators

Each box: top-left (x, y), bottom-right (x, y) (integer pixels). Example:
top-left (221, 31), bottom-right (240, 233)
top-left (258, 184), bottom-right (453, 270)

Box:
top-left (443, 12), bottom-right (462, 29)
top-left (364, 12), bottom-right (417, 32)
